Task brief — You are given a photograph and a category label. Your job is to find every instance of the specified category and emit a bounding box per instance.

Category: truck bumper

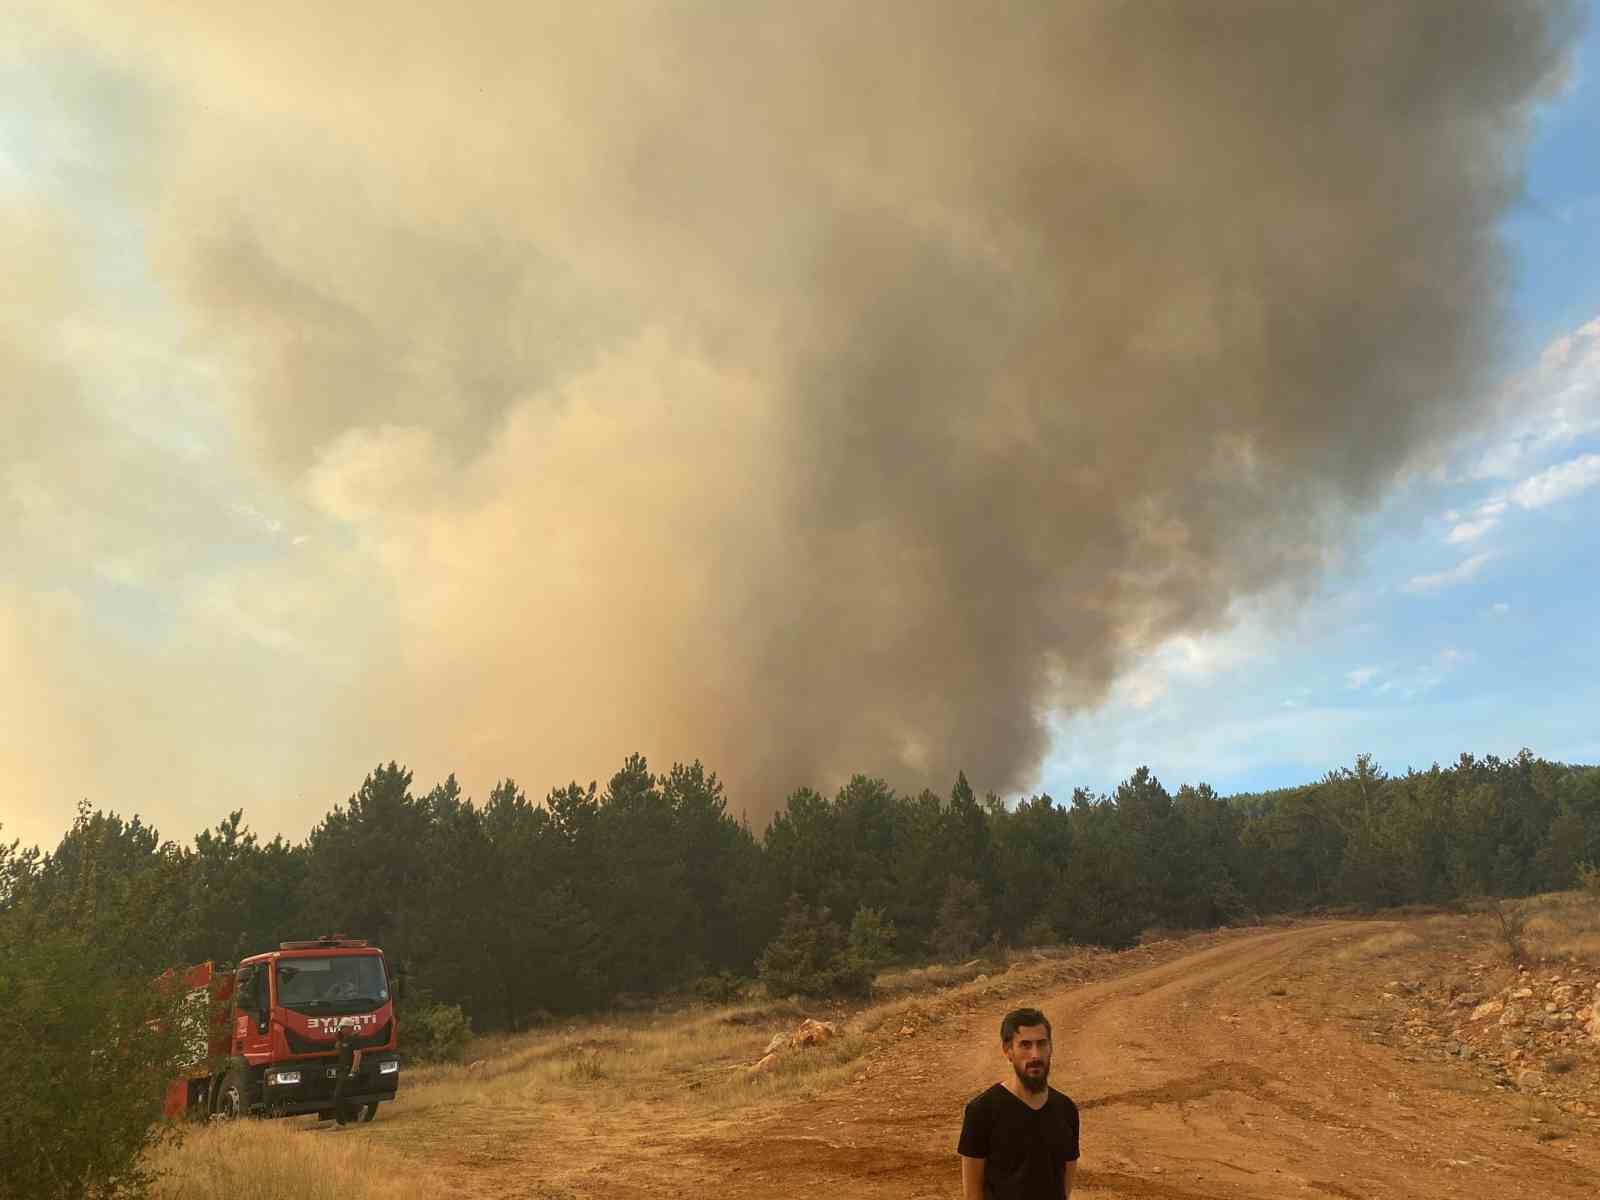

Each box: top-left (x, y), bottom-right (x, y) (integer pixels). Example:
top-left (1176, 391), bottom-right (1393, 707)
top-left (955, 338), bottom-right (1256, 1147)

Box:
top-left (260, 1057), bottom-right (400, 1115)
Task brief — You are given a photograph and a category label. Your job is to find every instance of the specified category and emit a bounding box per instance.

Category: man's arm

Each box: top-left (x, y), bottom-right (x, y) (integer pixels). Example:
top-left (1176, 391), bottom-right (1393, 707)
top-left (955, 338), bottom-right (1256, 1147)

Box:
top-left (1062, 1158), bottom-right (1077, 1198)
top-left (960, 1154), bottom-right (986, 1200)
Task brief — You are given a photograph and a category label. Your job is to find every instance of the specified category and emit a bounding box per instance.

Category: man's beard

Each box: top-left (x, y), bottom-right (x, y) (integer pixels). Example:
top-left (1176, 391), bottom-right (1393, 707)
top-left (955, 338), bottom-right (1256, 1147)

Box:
top-left (1013, 1060), bottom-right (1049, 1094)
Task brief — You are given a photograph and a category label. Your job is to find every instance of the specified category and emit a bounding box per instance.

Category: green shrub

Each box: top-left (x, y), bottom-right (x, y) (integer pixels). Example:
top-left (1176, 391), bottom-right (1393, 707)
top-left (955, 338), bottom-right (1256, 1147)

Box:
top-left (692, 970), bottom-right (747, 1004)
top-left (845, 906), bottom-right (896, 971)
top-left (757, 897), bottom-right (884, 998)
top-left (400, 1000), bottom-right (473, 1064)
top-left (0, 924), bottom-right (190, 1199)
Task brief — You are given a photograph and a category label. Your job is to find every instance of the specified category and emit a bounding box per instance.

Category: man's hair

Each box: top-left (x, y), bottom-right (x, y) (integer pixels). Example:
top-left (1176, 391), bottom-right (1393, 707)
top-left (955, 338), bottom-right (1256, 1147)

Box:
top-left (1000, 1007), bottom-right (1051, 1046)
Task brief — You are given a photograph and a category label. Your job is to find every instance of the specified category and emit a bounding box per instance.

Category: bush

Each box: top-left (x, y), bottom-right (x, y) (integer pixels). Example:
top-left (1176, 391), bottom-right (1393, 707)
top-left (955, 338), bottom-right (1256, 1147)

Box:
top-left (0, 924), bottom-right (190, 1200)
top-left (756, 897), bottom-right (879, 998)
top-left (845, 907), bottom-right (896, 971)
top-left (1481, 897), bottom-right (1529, 964)
top-left (1208, 875), bottom-right (1253, 924)
top-left (692, 970), bottom-right (747, 1004)
top-left (400, 1000), bottom-right (472, 1064)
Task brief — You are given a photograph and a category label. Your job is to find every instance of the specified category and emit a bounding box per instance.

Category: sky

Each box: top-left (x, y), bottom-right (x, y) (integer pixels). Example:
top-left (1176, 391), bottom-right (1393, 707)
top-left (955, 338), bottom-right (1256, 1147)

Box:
top-left (3, 2), bottom-right (1598, 853)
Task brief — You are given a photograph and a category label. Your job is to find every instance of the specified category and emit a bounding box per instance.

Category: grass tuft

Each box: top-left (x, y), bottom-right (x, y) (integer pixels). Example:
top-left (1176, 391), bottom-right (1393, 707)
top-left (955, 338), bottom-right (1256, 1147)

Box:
top-left (1334, 930), bottom-right (1424, 960)
top-left (150, 1121), bottom-right (431, 1200)
top-left (1512, 891), bottom-right (1600, 962)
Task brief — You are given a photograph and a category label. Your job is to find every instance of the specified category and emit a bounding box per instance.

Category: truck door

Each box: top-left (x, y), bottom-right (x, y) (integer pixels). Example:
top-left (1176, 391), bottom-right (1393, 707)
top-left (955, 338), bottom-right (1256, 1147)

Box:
top-left (232, 964), bottom-right (273, 1063)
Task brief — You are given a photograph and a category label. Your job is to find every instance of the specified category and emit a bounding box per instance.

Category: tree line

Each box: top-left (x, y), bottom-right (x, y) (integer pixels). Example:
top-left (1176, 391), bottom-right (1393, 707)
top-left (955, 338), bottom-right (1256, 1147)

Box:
top-left (4, 748), bottom-right (1596, 1034)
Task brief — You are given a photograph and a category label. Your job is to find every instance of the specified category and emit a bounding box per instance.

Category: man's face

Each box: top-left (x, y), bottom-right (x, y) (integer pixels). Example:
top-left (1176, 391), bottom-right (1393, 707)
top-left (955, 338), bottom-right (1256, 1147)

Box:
top-left (1003, 1023), bottom-right (1051, 1093)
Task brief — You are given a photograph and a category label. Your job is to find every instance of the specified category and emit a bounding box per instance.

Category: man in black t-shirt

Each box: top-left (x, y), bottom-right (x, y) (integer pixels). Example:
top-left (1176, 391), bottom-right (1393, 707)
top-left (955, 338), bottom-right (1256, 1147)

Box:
top-left (957, 1007), bottom-right (1079, 1199)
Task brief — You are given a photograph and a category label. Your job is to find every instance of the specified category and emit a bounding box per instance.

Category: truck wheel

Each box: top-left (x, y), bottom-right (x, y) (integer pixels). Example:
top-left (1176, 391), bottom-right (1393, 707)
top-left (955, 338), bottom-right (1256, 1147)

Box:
top-left (359, 1102), bottom-right (380, 1123)
top-left (213, 1069), bottom-right (249, 1120)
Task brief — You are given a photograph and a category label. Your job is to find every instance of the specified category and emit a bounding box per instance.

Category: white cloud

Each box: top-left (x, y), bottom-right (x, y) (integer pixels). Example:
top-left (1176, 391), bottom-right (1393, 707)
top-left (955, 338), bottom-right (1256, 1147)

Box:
top-left (1444, 498), bottom-right (1506, 544)
top-left (1508, 452), bottom-right (1600, 510)
top-left (1345, 666), bottom-right (1380, 689)
top-left (1403, 552), bottom-right (1490, 595)
top-left (1488, 601), bottom-right (1511, 617)
top-left (1108, 612), bottom-right (1280, 711)
top-left (1468, 315), bottom-right (1600, 481)
top-left (1446, 515), bottom-right (1498, 544)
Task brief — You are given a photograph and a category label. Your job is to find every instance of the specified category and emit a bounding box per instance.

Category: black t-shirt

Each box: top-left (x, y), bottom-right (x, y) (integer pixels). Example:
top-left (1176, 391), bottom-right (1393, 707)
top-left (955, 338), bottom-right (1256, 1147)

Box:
top-left (957, 1083), bottom-right (1079, 1200)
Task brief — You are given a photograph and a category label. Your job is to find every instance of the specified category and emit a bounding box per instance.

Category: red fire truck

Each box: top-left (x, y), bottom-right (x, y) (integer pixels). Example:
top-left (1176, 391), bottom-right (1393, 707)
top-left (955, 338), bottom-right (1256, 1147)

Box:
top-left (163, 935), bottom-right (401, 1122)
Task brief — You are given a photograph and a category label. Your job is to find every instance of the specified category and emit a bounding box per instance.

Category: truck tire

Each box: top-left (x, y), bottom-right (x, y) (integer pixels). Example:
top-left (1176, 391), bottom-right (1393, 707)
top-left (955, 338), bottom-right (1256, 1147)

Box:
top-left (359, 1102), bottom-right (380, 1123)
top-left (212, 1068), bottom-right (250, 1120)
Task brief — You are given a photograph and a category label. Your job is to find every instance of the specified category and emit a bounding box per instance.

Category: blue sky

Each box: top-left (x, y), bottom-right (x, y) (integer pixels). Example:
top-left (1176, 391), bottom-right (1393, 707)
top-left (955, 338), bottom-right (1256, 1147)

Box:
top-left (4, 5), bottom-right (1598, 853)
top-left (1042, 14), bottom-right (1600, 799)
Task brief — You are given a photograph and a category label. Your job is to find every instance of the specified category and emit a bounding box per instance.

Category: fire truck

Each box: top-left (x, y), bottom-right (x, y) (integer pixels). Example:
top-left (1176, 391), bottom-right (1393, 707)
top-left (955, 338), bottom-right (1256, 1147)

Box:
top-left (163, 935), bottom-right (401, 1122)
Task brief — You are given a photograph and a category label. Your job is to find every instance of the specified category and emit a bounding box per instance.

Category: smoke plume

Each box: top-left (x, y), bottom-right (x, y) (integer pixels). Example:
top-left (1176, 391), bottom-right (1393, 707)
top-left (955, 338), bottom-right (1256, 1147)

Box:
top-left (20, 1), bottom-right (1580, 821)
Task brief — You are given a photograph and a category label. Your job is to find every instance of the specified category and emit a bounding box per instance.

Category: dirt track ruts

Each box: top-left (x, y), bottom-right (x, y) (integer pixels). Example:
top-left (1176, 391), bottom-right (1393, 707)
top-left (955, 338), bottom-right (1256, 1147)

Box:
top-left (368, 922), bottom-right (1600, 1197)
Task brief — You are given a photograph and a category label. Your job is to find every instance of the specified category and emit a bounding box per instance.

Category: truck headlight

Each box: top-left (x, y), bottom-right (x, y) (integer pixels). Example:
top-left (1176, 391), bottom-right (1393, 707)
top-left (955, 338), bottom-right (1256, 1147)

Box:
top-left (271, 1070), bottom-right (302, 1086)
top-left (379, 1060), bottom-right (399, 1075)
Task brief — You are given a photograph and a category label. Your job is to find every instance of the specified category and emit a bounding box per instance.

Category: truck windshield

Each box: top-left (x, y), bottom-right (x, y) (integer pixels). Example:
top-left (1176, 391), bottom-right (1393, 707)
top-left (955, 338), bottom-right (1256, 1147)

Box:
top-left (275, 955), bottom-right (388, 1012)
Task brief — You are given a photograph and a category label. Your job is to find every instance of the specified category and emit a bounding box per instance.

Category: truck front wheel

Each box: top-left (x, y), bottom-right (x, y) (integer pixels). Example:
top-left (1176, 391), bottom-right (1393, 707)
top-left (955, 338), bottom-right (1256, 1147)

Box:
top-left (359, 1102), bottom-right (380, 1123)
top-left (212, 1069), bottom-right (250, 1120)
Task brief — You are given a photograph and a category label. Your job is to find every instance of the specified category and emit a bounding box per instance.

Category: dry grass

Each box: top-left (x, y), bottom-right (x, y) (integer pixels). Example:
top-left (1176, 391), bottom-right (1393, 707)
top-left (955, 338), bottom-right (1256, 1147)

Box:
top-left (1516, 890), bottom-right (1600, 962)
top-left (400, 999), bottom-right (869, 1117)
top-left (873, 957), bottom-right (992, 995)
top-left (870, 940), bottom-right (1106, 999)
top-left (150, 1122), bottom-right (431, 1200)
top-left (1334, 929), bottom-right (1426, 961)
top-left (146, 1004), bottom-right (867, 1197)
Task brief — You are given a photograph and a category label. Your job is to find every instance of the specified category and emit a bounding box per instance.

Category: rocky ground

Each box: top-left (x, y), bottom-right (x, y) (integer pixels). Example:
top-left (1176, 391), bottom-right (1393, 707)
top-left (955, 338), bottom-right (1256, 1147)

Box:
top-left (1375, 956), bottom-right (1600, 1125)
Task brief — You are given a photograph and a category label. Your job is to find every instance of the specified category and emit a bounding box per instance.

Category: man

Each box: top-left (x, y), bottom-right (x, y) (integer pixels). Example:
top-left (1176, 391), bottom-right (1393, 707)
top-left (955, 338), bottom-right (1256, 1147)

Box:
top-left (957, 1007), bottom-right (1079, 1199)
top-left (332, 1025), bottom-right (364, 1125)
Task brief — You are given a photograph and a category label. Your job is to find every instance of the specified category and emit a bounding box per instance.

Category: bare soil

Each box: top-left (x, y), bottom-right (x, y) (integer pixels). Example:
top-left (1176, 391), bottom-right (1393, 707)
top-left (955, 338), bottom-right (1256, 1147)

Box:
top-left (351, 920), bottom-right (1600, 1197)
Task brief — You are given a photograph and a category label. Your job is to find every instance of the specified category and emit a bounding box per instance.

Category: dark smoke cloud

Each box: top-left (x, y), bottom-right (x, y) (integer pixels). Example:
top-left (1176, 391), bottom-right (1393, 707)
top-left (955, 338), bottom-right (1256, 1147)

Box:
top-left (40, 0), bottom-right (1580, 813)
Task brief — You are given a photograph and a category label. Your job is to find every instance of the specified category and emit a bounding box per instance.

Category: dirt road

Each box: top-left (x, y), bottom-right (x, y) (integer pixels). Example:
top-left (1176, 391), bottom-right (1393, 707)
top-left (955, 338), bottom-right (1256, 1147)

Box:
top-left (368, 922), bottom-right (1599, 1197)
